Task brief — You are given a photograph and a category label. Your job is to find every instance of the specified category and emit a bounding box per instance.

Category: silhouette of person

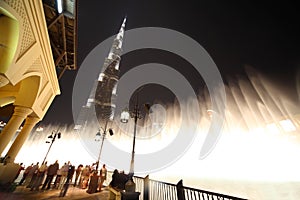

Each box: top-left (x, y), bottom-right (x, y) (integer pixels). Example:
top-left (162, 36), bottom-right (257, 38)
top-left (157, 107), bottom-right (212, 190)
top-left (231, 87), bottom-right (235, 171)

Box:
top-left (99, 164), bottom-right (107, 191)
top-left (87, 170), bottom-right (99, 194)
top-left (42, 160), bottom-right (59, 190)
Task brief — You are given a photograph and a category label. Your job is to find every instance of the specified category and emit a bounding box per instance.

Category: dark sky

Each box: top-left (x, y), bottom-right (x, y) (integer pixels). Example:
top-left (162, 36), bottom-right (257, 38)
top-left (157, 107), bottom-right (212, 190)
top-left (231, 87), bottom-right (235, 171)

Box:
top-left (42, 0), bottom-right (300, 125)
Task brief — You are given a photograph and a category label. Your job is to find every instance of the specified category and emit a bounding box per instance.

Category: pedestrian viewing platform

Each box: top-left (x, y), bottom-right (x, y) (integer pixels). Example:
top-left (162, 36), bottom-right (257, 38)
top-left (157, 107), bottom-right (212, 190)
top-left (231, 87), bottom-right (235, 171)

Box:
top-left (0, 162), bottom-right (247, 200)
top-left (0, 172), bottom-right (247, 200)
top-left (0, 185), bottom-right (110, 200)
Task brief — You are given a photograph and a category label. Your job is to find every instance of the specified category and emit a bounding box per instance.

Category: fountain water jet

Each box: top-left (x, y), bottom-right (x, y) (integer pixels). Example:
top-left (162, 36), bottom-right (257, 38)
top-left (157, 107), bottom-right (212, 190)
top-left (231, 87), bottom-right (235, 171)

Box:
top-left (8, 66), bottom-right (300, 199)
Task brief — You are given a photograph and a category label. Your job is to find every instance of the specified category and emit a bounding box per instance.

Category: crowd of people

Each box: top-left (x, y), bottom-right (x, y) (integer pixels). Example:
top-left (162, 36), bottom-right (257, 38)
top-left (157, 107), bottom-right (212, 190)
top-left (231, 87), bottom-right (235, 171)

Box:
top-left (14, 160), bottom-right (133, 194)
top-left (15, 160), bottom-right (114, 194)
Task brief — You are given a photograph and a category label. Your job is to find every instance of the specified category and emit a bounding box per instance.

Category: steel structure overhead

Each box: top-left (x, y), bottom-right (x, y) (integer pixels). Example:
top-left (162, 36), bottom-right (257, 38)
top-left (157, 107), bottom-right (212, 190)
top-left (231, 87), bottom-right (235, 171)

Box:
top-left (42, 0), bottom-right (77, 79)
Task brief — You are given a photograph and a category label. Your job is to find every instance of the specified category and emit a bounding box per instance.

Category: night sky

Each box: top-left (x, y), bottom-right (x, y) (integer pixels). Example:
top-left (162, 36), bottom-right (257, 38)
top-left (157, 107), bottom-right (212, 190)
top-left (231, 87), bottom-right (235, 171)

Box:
top-left (42, 0), bottom-right (300, 125)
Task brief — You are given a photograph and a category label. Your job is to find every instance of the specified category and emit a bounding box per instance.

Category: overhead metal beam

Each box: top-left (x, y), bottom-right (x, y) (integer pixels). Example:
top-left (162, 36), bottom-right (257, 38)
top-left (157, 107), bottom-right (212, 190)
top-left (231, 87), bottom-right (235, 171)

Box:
top-left (43, 3), bottom-right (56, 11)
top-left (50, 40), bottom-right (61, 57)
top-left (47, 13), bottom-right (63, 29)
top-left (61, 15), bottom-right (68, 67)
top-left (43, 0), bottom-right (77, 79)
top-left (58, 65), bottom-right (69, 80)
top-left (55, 51), bottom-right (66, 66)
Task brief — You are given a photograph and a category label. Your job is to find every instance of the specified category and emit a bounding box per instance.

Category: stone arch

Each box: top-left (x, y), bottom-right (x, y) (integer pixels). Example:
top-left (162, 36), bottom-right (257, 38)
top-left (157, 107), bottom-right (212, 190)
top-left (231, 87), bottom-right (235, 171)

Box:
top-left (0, 6), bottom-right (19, 87)
top-left (0, 72), bottom-right (41, 108)
top-left (0, 1), bottom-right (60, 177)
top-left (0, 81), bottom-right (20, 109)
top-left (14, 74), bottom-right (41, 108)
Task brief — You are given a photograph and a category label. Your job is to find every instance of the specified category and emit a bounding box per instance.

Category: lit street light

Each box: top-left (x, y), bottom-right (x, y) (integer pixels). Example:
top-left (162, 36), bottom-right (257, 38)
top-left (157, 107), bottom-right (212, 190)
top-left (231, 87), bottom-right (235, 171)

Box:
top-left (120, 104), bottom-right (139, 175)
top-left (120, 96), bottom-right (151, 175)
top-left (95, 120), bottom-right (113, 171)
top-left (43, 130), bottom-right (61, 164)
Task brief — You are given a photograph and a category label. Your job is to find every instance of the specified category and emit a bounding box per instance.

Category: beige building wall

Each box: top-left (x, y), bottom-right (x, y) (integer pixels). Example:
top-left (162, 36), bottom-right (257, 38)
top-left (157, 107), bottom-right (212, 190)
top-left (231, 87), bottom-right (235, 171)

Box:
top-left (0, 0), bottom-right (60, 167)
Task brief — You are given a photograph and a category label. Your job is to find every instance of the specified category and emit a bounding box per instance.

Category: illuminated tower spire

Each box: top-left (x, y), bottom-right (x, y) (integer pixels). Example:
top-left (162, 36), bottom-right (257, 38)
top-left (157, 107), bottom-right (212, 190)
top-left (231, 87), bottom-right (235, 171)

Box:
top-left (74, 17), bottom-right (126, 131)
top-left (95, 17), bottom-right (127, 126)
top-left (99, 17), bottom-right (126, 79)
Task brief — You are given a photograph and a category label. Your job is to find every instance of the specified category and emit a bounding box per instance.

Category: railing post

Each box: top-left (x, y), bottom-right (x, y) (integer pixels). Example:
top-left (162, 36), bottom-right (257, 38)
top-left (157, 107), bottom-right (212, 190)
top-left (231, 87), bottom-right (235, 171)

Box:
top-left (144, 175), bottom-right (149, 200)
top-left (176, 180), bottom-right (185, 200)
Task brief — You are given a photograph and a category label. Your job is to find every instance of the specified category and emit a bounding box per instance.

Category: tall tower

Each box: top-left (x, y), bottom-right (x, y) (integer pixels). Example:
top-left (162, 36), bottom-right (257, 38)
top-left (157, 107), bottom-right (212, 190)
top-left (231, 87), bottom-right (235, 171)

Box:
top-left (95, 17), bottom-right (126, 127)
top-left (74, 17), bottom-right (126, 131)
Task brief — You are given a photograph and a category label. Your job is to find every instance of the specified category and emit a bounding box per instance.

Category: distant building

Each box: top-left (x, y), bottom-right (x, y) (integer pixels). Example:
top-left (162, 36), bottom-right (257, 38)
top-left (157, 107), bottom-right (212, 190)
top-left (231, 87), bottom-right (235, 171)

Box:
top-left (75, 18), bottom-right (126, 131)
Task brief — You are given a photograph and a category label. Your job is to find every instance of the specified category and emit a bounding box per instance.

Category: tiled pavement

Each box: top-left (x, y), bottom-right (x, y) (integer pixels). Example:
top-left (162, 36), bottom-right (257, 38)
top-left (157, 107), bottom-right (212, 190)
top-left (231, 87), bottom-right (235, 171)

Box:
top-left (0, 185), bottom-right (110, 200)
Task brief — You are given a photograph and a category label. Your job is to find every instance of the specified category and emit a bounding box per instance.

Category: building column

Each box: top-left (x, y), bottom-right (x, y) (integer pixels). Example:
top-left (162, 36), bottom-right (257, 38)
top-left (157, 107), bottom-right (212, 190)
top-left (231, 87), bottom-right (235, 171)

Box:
top-left (0, 106), bottom-right (32, 155)
top-left (5, 116), bottom-right (40, 163)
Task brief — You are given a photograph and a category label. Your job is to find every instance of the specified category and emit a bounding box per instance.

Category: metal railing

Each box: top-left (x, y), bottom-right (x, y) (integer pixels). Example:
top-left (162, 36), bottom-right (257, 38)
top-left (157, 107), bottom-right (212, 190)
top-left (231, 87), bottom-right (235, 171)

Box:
top-left (149, 179), bottom-right (177, 200)
top-left (183, 184), bottom-right (246, 200)
top-left (106, 172), bottom-right (247, 200)
top-left (133, 176), bottom-right (144, 200)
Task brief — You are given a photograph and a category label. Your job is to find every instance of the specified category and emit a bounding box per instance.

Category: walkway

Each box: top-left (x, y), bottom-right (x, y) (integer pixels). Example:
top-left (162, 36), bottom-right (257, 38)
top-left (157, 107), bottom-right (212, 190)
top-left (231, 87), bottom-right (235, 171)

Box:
top-left (0, 185), bottom-right (110, 200)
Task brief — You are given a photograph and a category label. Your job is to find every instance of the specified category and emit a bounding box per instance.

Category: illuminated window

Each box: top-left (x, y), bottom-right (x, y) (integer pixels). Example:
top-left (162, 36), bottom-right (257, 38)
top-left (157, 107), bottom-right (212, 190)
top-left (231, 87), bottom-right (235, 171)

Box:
top-left (98, 73), bottom-right (105, 81)
top-left (112, 84), bottom-right (118, 95)
top-left (86, 98), bottom-right (94, 107)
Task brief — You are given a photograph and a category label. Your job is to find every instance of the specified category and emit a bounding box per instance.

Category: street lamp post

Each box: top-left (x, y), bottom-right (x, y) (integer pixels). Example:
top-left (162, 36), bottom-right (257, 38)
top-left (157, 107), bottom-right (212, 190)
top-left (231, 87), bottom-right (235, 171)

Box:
top-left (43, 130), bottom-right (61, 164)
top-left (120, 96), bottom-right (151, 196)
top-left (129, 103), bottom-right (140, 174)
top-left (95, 120), bottom-right (113, 171)
top-left (120, 98), bottom-right (147, 175)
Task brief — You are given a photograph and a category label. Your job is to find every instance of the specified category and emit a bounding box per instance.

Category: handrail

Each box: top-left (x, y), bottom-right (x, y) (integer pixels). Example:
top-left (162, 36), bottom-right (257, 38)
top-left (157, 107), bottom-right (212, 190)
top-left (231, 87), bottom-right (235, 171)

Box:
top-left (106, 171), bottom-right (247, 200)
top-left (183, 185), bottom-right (247, 200)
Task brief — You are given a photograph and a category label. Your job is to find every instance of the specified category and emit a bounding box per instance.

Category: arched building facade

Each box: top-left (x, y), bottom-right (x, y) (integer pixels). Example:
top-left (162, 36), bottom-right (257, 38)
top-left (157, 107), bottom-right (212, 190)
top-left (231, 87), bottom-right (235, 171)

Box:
top-left (0, 0), bottom-right (60, 167)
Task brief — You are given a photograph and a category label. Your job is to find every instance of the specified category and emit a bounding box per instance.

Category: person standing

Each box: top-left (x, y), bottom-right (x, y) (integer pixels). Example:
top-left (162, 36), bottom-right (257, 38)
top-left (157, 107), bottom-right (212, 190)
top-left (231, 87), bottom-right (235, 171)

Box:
top-left (30, 161), bottom-right (48, 191)
top-left (53, 165), bottom-right (63, 189)
top-left (109, 169), bottom-right (119, 188)
top-left (80, 165), bottom-right (90, 189)
top-left (98, 164), bottom-right (107, 191)
top-left (86, 170), bottom-right (99, 194)
top-left (26, 162), bottom-right (39, 188)
top-left (74, 164), bottom-right (83, 187)
top-left (18, 163), bottom-right (33, 186)
top-left (58, 162), bottom-right (70, 190)
top-left (14, 163), bottom-right (25, 182)
top-left (59, 165), bottom-right (75, 197)
top-left (42, 160), bottom-right (59, 190)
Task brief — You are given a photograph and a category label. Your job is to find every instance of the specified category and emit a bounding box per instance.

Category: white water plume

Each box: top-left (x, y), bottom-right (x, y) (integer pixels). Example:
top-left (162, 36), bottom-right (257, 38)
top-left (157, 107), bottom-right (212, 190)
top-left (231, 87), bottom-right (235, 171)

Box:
top-left (11, 67), bottom-right (300, 199)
